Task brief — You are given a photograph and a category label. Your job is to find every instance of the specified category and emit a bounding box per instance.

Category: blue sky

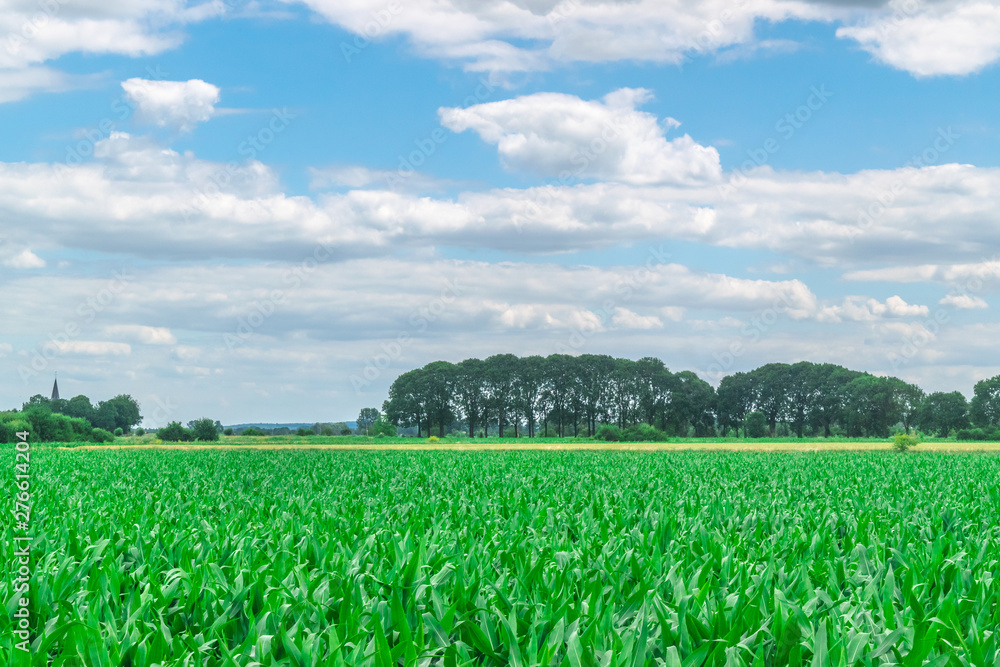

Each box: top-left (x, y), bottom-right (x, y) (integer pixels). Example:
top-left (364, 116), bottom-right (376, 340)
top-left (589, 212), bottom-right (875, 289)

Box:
top-left (2, 0), bottom-right (1000, 425)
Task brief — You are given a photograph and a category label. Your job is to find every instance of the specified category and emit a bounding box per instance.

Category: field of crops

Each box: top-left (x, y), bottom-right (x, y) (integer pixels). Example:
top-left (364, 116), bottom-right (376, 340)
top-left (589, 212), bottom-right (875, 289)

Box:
top-left (3, 449), bottom-right (1000, 666)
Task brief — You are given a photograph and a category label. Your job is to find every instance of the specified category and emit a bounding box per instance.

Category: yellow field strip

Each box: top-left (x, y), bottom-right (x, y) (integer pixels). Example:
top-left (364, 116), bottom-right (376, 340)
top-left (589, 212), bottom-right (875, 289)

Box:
top-left (59, 441), bottom-right (1000, 452)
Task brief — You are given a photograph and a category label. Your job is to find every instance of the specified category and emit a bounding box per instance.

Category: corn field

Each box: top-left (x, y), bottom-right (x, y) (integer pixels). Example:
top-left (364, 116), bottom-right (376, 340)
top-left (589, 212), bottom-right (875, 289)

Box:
top-left (2, 450), bottom-right (999, 666)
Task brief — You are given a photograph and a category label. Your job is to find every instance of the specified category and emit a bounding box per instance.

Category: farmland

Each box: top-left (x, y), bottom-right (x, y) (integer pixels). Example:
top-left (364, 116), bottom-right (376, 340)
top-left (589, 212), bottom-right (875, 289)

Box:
top-left (3, 449), bottom-right (1000, 666)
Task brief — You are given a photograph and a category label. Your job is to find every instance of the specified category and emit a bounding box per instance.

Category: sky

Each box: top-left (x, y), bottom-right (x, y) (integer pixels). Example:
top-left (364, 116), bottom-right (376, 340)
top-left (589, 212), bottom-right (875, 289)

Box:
top-left (2, 0), bottom-right (1000, 427)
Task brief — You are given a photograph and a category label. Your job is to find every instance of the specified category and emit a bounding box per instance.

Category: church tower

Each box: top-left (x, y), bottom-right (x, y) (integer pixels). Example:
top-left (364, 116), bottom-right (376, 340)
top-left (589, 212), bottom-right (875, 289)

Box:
top-left (51, 374), bottom-right (60, 401)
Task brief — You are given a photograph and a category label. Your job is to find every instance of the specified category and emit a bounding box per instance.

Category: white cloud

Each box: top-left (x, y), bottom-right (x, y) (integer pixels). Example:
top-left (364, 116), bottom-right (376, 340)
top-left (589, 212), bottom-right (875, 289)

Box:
top-left (0, 2), bottom-right (222, 104)
top-left (289, 0), bottom-right (836, 72)
top-left (440, 88), bottom-right (721, 185)
top-left (940, 294), bottom-right (988, 309)
top-left (3, 248), bottom-right (45, 268)
top-left (837, 1), bottom-right (1000, 77)
top-left (0, 66), bottom-right (100, 103)
top-left (53, 341), bottom-right (132, 356)
top-left (817, 295), bottom-right (929, 322)
top-left (612, 307), bottom-right (663, 329)
top-left (122, 78), bottom-right (221, 131)
top-left (290, 0), bottom-right (1000, 77)
top-left (104, 325), bottom-right (177, 345)
top-left (844, 260), bottom-right (1000, 283)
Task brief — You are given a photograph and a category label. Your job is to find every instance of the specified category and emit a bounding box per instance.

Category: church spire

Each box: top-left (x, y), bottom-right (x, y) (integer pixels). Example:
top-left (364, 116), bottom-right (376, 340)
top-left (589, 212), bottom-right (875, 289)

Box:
top-left (51, 373), bottom-right (59, 401)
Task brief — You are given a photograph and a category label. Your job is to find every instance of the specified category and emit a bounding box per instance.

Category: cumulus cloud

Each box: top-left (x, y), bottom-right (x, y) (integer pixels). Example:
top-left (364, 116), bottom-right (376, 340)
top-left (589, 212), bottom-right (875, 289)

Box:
top-left (440, 88), bottom-right (721, 185)
top-left (0, 67), bottom-right (100, 103)
top-left (53, 341), bottom-right (132, 356)
top-left (291, 0), bottom-right (1000, 77)
top-left (3, 248), bottom-right (45, 268)
top-left (817, 295), bottom-right (929, 322)
top-left (104, 324), bottom-right (178, 345)
top-left (122, 78), bottom-right (221, 131)
top-left (0, 2), bottom-right (222, 104)
top-left (612, 307), bottom-right (664, 329)
top-left (844, 260), bottom-right (1000, 283)
top-left (940, 294), bottom-right (989, 309)
top-left (836, 1), bottom-right (1000, 77)
top-left (3, 126), bottom-right (1000, 269)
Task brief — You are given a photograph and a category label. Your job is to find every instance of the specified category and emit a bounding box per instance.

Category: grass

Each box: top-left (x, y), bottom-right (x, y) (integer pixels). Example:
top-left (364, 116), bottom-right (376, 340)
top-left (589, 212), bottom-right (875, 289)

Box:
top-left (3, 449), bottom-right (999, 665)
top-left (51, 433), bottom-right (1000, 452)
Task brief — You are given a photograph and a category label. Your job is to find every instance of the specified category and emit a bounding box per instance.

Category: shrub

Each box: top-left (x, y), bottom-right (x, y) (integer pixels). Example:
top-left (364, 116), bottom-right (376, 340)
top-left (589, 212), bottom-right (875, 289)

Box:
top-left (624, 423), bottom-right (667, 442)
top-left (114, 427), bottom-right (124, 437)
top-left (296, 428), bottom-right (314, 437)
top-left (134, 427), bottom-right (145, 436)
top-left (321, 427), bottom-right (334, 436)
top-left (893, 432), bottom-right (920, 452)
top-left (428, 436), bottom-right (440, 443)
top-left (91, 428), bottom-right (115, 443)
top-left (595, 425), bottom-right (623, 442)
top-left (957, 428), bottom-right (987, 441)
top-left (224, 428), bottom-right (234, 436)
top-left (502, 428), bottom-right (518, 438)
top-left (242, 427), bottom-right (264, 436)
top-left (158, 422), bottom-right (193, 442)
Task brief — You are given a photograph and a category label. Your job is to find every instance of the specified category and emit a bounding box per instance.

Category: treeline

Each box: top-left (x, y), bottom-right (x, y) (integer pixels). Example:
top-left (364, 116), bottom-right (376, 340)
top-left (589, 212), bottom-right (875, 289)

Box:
top-left (382, 355), bottom-right (1000, 439)
top-left (0, 393), bottom-right (142, 443)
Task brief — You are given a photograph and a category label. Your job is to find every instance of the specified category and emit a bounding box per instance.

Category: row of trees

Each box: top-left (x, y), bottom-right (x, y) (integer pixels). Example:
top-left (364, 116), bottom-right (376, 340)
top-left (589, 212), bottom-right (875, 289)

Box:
top-left (24, 394), bottom-right (142, 434)
top-left (383, 354), bottom-right (716, 438)
top-left (1, 393), bottom-right (143, 443)
top-left (382, 355), bottom-right (1000, 439)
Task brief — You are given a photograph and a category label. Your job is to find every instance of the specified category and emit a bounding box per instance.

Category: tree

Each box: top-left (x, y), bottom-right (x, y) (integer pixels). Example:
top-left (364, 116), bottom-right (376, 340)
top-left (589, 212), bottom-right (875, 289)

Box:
top-left (717, 372), bottom-right (756, 437)
top-left (97, 395), bottom-right (142, 433)
top-left (383, 369), bottom-right (427, 437)
top-left (745, 411), bottom-right (768, 438)
top-left (422, 361), bottom-right (457, 437)
top-left (971, 375), bottom-right (1000, 427)
top-left (159, 422), bottom-right (193, 442)
top-left (454, 359), bottom-right (486, 437)
top-left (484, 354), bottom-right (518, 437)
top-left (890, 378), bottom-right (924, 435)
top-left (357, 408), bottom-right (380, 435)
top-left (64, 395), bottom-right (96, 425)
top-left (917, 391), bottom-right (969, 436)
top-left (371, 416), bottom-right (396, 437)
top-left (190, 418), bottom-right (219, 441)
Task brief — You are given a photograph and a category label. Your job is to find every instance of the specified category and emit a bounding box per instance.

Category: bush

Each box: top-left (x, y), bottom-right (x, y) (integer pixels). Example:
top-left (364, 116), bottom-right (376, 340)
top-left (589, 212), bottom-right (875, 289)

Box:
top-left (134, 427), bottom-right (145, 436)
top-left (321, 427), bottom-right (334, 436)
top-left (745, 412), bottom-right (768, 439)
top-left (224, 428), bottom-right (234, 436)
top-left (158, 422), bottom-right (193, 442)
top-left (91, 428), bottom-right (115, 443)
top-left (957, 428), bottom-right (987, 441)
top-left (114, 427), bottom-right (124, 437)
top-left (296, 428), bottom-right (314, 437)
top-left (595, 424), bottom-right (623, 442)
top-left (502, 428), bottom-right (518, 438)
top-left (893, 432), bottom-right (920, 452)
top-left (428, 436), bottom-right (440, 443)
top-left (624, 423), bottom-right (667, 442)
top-left (242, 427), bottom-right (264, 436)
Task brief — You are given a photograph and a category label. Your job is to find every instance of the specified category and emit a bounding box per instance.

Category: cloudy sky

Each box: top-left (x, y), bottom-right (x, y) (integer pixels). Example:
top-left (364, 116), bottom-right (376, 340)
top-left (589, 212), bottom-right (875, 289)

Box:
top-left (3, 0), bottom-right (1000, 426)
